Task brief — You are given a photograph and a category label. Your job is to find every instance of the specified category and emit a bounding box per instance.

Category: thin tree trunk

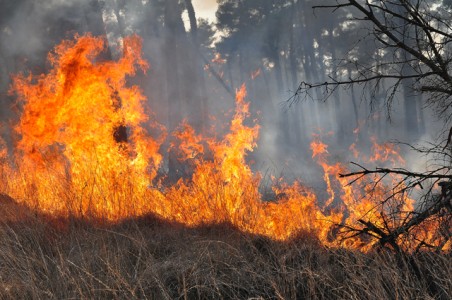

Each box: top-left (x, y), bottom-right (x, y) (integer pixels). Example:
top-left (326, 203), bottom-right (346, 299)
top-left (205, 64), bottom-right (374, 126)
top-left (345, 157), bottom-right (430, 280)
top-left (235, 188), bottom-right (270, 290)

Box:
top-left (185, 0), bottom-right (197, 39)
top-left (165, 0), bottom-right (185, 181)
top-left (184, 0), bottom-right (208, 132)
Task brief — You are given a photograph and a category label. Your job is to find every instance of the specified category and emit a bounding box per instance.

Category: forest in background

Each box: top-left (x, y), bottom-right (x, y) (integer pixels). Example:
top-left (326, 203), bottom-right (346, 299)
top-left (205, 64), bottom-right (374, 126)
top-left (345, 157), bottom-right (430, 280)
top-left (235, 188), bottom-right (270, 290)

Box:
top-left (0, 1), bottom-right (450, 298)
top-left (0, 0), bottom-right (440, 181)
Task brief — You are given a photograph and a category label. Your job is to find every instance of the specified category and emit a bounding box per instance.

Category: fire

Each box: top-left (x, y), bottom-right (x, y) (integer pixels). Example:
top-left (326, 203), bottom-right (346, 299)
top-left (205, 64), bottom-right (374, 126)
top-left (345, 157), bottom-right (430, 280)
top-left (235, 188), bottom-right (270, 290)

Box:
top-left (8, 34), bottom-right (162, 218)
top-left (0, 34), bottom-right (448, 252)
top-left (369, 136), bottom-right (405, 165)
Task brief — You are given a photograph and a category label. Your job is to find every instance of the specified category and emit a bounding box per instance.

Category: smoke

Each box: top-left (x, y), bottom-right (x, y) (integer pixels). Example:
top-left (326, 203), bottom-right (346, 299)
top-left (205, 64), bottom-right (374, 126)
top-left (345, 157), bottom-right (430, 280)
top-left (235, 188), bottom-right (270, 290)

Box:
top-left (0, 0), bottom-right (440, 191)
top-left (2, 1), bottom-right (79, 61)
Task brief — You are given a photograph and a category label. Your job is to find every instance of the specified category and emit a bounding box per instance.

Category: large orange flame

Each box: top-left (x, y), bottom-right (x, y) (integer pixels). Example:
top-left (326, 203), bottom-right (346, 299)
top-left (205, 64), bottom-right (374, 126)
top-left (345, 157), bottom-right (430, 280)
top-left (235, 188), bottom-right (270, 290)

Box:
top-left (9, 35), bottom-right (162, 218)
top-left (1, 34), bottom-right (449, 252)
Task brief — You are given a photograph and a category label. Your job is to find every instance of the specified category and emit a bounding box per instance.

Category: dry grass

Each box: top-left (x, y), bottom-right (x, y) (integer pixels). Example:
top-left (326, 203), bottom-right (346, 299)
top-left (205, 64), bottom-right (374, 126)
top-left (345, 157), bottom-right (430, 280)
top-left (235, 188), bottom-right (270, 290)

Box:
top-left (0, 203), bottom-right (450, 299)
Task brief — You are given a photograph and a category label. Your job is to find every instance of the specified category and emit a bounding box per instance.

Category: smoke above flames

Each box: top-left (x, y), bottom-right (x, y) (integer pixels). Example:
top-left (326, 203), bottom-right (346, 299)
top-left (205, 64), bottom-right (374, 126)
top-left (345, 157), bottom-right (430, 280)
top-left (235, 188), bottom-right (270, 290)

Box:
top-left (0, 0), bottom-right (447, 251)
top-left (0, 32), bottom-right (446, 251)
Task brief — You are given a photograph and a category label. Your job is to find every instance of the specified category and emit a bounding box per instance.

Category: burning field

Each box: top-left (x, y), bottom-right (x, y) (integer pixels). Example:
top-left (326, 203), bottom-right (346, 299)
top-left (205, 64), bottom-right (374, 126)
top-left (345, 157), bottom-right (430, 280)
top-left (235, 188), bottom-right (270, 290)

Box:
top-left (0, 34), bottom-right (450, 299)
top-left (0, 34), bottom-right (450, 252)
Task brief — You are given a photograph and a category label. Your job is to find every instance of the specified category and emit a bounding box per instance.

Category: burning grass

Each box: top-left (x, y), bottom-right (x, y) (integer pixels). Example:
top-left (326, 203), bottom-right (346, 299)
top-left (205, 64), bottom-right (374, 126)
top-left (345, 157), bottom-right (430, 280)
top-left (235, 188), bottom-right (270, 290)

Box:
top-left (0, 32), bottom-right (449, 259)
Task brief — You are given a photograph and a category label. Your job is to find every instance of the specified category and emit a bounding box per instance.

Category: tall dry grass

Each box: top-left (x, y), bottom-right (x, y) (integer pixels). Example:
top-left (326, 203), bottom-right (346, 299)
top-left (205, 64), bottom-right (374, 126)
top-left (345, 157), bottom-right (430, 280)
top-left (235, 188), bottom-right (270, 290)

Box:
top-left (0, 207), bottom-right (450, 300)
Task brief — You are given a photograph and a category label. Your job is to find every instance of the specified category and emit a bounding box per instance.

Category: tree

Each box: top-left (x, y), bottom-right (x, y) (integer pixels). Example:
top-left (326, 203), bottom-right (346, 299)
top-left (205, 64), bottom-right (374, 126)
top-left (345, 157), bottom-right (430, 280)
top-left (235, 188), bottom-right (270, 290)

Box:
top-left (293, 0), bottom-right (452, 252)
top-left (294, 0), bottom-right (451, 123)
top-left (215, 0), bottom-right (369, 161)
top-left (183, 0), bottom-right (209, 133)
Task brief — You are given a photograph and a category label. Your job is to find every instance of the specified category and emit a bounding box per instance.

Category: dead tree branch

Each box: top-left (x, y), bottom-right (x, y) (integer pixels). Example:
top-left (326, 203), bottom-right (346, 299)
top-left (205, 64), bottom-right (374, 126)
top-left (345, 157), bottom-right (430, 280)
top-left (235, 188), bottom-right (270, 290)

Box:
top-left (296, 0), bottom-right (452, 252)
top-left (293, 0), bottom-right (452, 121)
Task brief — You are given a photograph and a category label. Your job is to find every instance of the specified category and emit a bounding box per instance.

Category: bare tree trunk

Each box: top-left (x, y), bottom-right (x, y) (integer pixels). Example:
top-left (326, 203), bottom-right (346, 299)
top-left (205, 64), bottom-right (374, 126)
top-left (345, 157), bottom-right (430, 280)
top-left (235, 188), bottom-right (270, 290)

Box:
top-left (164, 0), bottom-right (185, 131)
top-left (184, 0), bottom-right (208, 133)
top-left (164, 0), bottom-right (186, 181)
top-left (184, 0), bottom-right (197, 38)
top-left (394, 3), bottom-right (420, 140)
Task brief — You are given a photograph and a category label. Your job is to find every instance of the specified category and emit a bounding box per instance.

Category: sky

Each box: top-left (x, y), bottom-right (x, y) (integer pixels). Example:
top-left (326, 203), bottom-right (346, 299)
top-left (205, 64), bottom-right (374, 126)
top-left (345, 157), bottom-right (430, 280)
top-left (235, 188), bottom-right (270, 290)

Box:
top-left (192, 0), bottom-right (218, 22)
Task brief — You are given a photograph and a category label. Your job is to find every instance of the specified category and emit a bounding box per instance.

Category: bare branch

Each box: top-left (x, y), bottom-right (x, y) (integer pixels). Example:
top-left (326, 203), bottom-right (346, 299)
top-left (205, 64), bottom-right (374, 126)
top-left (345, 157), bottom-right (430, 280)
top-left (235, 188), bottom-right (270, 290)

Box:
top-left (339, 165), bottom-right (452, 180)
top-left (297, 0), bottom-right (452, 252)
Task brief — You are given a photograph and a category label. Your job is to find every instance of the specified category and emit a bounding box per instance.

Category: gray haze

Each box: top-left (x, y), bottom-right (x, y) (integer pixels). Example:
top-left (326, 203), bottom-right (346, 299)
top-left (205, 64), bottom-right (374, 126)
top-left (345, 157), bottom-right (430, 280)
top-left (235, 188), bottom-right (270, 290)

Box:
top-left (0, 0), bottom-right (441, 190)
